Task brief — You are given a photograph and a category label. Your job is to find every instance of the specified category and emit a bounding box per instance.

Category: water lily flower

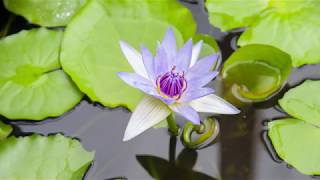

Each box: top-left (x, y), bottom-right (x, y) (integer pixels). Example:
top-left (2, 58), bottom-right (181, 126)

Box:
top-left (118, 28), bottom-right (240, 141)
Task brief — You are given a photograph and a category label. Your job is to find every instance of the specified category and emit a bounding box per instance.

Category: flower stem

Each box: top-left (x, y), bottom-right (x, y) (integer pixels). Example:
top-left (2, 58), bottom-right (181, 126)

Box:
top-left (167, 114), bottom-right (179, 136)
top-left (169, 136), bottom-right (177, 164)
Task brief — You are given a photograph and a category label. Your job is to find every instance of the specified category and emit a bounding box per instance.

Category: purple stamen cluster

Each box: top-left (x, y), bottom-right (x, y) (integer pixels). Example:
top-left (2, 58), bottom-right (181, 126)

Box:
top-left (157, 66), bottom-right (187, 99)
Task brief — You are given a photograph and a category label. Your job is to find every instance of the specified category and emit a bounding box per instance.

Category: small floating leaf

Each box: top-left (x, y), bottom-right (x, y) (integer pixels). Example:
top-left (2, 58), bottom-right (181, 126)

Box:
top-left (268, 119), bottom-right (320, 175)
top-left (279, 80), bottom-right (320, 127)
top-left (206, 0), bottom-right (320, 67)
top-left (0, 134), bottom-right (94, 179)
top-left (4, 0), bottom-right (87, 27)
top-left (61, 0), bottom-right (189, 110)
top-left (0, 28), bottom-right (83, 120)
top-left (222, 45), bottom-right (291, 102)
top-left (0, 121), bottom-right (12, 140)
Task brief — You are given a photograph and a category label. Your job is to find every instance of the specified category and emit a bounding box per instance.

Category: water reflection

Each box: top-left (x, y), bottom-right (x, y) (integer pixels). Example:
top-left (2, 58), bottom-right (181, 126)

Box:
top-left (137, 136), bottom-right (216, 180)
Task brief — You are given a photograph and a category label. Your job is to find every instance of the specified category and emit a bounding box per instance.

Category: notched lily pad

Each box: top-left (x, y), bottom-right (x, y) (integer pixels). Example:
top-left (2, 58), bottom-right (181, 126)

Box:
top-left (269, 119), bottom-right (320, 175)
top-left (0, 134), bottom-right (94, 179)
top-left (279, 80), bottom-right (320, 127)
top-left (268, 80), bottom-right (320, 175)
top-left (0, 28), bottom-right (83, 120)
top-left (4, 0), bottom-right (87, 27)
top-left (61, 0), bottom-right (186, 110)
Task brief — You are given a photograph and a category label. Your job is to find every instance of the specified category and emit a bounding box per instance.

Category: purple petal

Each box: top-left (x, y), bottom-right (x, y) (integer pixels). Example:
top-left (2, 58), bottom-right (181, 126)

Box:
top-left (179, 87), bottom-right (215, 103)
top-left (190, 94), bottom-right (240, 115)
top-left (186, 54), bottom-right (219, 80)
top-left (162, 27), bottom-right (177, 63)
top-left (118, 72), bottom-right (158, 96)
top-left (119, 41), bottom-right (148, 78)
top-left (190, 40), bottom-right (203, 67)
top-left (187, 71), bottom-right (219, 90)
top-left (175, 39), bottom-right (193, 72)
top-left (141, 45), bottom-right (155, 81)
top-left (154, 45), bottom-right (169, 77)
top-left (156, 96), bottom-right (175, 105)
top-left (170, 104), bottom-right (200, 124)
top-left (123, 95), bottom-right (171, 141)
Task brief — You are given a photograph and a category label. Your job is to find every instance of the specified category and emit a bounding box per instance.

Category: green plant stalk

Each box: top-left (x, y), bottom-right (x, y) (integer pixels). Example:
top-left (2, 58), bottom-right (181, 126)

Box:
top-left (166, 114), bottom-right (179, 136)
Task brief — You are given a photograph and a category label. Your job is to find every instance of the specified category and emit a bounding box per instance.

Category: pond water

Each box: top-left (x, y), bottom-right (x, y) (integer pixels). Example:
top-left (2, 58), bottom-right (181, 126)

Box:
top-left (0, 0), bottom-right (319, 180)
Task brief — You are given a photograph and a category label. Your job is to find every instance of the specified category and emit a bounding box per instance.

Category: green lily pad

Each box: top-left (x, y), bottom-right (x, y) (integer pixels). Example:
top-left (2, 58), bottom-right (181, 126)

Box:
top-left (206, 0), bottom-right (320, 67)
top-left (0, 121), bottom-right (12, 140)
top-left (268, 119), bottom-right (320, 175)
top-left (279, 80), bottom-right (320, 127)
top-left (0, 28), bottom-right (83, 120)
top-left (0, 134), bottom-right (94, 179)
top-left (61, 0), bottom-right (186, 110)
top-left (96, 0), bottom-right (196, 40)
top-left (205, 0), bottom-right (268, 31)
top-left (222, 45), bottom-right (291, 102)
top-left (4, 0), bottom-right (87, 27)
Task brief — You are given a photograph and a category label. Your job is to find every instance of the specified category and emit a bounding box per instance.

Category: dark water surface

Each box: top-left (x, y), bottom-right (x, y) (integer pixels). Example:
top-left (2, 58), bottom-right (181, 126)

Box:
top-left (0, 1), bottom-right (318, 180)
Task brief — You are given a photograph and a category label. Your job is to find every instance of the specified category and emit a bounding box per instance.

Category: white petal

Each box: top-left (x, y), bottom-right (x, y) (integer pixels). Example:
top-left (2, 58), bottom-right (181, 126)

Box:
top-left (119, 41), bottom-right (148, 78)
top-left (190, 94), bottom-right (240, 114)
top-left (190, 40), bottom-right (203, 67)
top-left (123, 95), bottom-right (171, 141)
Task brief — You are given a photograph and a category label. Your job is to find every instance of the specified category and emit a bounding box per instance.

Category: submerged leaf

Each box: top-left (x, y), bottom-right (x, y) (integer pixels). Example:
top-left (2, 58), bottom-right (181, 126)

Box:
top-left (4, 0), bottom-right (87, 27)
top-left (61, 0), bottom-right (187, 110)
top-left (206, 0), bottom-right (320, 67)
top-left (0, 28), bottom-right (83, 120)
top-left (279, 80), bottom-right (320, 127)
top-left (268, 119), bottom-right (320, 175)
top-left (222, 45), bottom-right (291, 102)
top-left (0, 134), bottom-right (94, 179)
top-left (0, 121), bottom-right (12, 140)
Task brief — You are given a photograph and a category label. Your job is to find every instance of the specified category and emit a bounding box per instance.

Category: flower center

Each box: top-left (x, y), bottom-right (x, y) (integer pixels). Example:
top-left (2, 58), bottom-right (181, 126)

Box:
top-left (157, 66), bottom-right (187, 99)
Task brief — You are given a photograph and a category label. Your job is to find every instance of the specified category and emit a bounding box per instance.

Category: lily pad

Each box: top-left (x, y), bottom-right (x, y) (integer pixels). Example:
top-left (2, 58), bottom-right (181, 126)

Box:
top-left (96, 0), bottom-right (196, 40)
top-left (0, 28), bottom-right (83, 120)
top-left (279, 80), bottom-right (320, 127)
top-left (268, 80), bottom-right (320, 175)
top-left (3, 0), bottom-right (87, 27)
top-left (0, 121), bottom-right (12, 140)
top-left (206, 0), bottom-right (320, 67)
top-left (268, 119), bottom-right (320, 175)
top-left (61, 0), bottom-right (186, 110)
top-left (205, 0), bottom-right (268, 31)
top-left (0, 134), bottom-right (94, 179)
top-left (222, 45), bottom-right (291, 102)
